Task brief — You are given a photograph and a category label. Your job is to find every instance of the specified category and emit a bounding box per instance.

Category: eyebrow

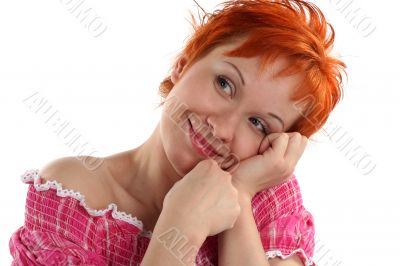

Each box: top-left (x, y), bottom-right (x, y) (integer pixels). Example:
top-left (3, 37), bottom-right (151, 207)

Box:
top-left (267, 112), bottom-right (285, 130)
top-left (223, 60), bottom-right (285, 130)
top-left (223, 60), bottom-right (245, 86)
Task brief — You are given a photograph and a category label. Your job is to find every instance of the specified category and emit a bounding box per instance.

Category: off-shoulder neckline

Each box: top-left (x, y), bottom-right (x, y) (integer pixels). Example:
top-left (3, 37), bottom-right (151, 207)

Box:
top-left (21, 169), bottom-right (153, 238)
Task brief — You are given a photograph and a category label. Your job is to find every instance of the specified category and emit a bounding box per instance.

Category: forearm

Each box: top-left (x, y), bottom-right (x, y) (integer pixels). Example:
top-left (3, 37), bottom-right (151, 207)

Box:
top-left (218, 193), bottom-right (270, 266)
top-left (141, 213), bottom-right (206, 266)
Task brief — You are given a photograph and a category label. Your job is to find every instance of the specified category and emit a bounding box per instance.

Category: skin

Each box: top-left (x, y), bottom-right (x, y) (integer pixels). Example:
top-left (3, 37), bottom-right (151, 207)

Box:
top-left (39, 38), bottom-right (308, 265)
top-left (117, 39), bottom-right (303, 227)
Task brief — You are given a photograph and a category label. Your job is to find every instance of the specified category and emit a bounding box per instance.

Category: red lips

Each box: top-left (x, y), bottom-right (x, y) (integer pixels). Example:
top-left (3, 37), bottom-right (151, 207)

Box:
top-left (188, 119), bottom-right (221, 157)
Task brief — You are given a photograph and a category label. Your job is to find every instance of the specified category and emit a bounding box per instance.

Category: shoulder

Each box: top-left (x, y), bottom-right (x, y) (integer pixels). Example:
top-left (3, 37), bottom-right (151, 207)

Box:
top-left (38, 156), bottom-right (114, 209)
top-left (39, 156), bottom-right (104, 183)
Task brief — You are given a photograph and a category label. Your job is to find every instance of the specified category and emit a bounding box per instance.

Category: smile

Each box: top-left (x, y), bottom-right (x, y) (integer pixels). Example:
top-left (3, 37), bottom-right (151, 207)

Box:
top-left (188, 118), bottom-right (221, 157)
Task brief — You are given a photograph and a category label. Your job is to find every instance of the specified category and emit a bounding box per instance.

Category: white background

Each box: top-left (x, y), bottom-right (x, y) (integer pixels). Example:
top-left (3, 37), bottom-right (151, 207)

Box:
top-left (0, 0), bottom-right (399, 265)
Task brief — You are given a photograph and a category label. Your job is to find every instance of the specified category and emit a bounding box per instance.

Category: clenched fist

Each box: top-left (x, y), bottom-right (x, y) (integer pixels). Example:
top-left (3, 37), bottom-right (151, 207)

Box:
top-left (226, 132), bottom-right (308, 199)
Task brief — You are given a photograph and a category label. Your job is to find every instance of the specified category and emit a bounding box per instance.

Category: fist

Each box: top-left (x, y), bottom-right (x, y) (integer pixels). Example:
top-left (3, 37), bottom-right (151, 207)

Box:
top-left (228, 132), bottom-right (308, 198)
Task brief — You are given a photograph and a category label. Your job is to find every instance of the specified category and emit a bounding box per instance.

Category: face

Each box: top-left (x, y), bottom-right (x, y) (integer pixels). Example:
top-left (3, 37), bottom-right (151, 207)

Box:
top-left (159, 39), bottom-right (305, 176)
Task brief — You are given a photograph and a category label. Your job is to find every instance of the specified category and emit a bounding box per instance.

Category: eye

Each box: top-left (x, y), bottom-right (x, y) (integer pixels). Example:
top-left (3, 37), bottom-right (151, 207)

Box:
top-left (216, 75), bottom-right (270, 135)
top-left (249, 117), bottom-right (270, 135)
top-left (216, 75), bottom-right (234, 97)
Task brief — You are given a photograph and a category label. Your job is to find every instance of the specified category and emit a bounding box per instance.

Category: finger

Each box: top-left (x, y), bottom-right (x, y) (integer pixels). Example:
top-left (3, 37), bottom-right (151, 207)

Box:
top-left (263, 133), bottom-right (289, 158)
top-left (221, 154), bottom-right (239, 171)
top-left (258, 133), bottom-right (281, 154)
top-left (258, 133), bottom-right (280, 154)
top-left (258, 135), bottom-right (270, 154)
top-left (285, 133), bottom-right (308, 166)
top-left (284, 132), bottom-right (302, 157)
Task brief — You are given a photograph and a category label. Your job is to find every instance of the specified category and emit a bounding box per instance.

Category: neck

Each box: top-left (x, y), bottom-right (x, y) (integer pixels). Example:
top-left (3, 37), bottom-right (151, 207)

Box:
top-left (121, 122), bottom-right (182, 218)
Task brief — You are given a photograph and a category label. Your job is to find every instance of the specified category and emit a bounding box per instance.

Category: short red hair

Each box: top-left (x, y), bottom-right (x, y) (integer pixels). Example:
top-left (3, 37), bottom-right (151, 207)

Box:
top-left (159, 0), bottom-right (347, 138)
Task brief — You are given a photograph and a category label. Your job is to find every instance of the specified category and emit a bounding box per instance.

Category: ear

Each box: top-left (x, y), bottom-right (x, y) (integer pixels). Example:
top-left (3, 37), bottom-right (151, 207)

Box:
top-left (171, 56), bottom-right (188, 85)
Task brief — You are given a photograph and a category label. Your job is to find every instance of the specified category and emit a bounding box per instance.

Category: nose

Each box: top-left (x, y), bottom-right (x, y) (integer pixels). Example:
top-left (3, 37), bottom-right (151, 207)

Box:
top-left (206, 114), bottom-right (237, 144)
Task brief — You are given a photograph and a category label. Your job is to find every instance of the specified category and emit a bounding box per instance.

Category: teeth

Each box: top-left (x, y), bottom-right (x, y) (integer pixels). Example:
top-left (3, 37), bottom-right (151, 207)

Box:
top-left (195, 133), bottom-right (211, 149)
top-left (199, 137), bottom-right (208, 146)
top-left (188, 117), bottom-right (218, 156)
top-left (194, 133), bottom-right (215, 154)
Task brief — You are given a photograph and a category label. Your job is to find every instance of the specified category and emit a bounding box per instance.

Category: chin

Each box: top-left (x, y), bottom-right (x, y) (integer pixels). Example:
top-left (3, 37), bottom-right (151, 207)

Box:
top-left (175, 159), bottom-right (200, 180)
top-left (160, 111), bottom-right (205, 178)
top-left (165, 143), bottom-right (199, 179)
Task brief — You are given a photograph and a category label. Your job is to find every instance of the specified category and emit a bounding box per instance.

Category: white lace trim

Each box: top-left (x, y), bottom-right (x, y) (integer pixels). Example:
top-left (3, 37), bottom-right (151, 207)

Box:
top-left (21, 169), bottom-right (153, 238)
top-left (266, 249), bottom-right (315, 266)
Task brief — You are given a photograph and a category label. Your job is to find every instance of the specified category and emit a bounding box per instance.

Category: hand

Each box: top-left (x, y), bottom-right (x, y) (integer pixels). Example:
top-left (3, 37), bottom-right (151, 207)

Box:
top-left (227, 132), bottom-right (308, 199)
top-left (161, 159), bottom-right (241, 237)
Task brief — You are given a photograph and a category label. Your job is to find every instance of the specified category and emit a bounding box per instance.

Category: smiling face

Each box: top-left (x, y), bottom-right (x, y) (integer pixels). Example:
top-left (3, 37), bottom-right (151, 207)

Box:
top-left (159, 39), bottom-right (305, 175)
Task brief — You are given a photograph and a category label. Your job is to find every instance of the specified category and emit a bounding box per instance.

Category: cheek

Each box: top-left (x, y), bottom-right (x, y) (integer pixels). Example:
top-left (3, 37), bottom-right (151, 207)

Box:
top-left (160, 111), bottom-right (198, 176)
top-left (172, 82), bottom-right (205, 105)
top-left (231, 128), bottom-right (263, 159)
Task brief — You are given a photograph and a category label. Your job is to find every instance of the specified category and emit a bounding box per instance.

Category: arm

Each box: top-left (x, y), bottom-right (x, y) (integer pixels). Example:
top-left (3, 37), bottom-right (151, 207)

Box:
top-left (141, 213), bottom-right (207, 266)
top-left (141, 160), bottom-right (240, 265)
top-left (219, 132), bottom-right (310, 265)
top-left (217, 192), bottom-right (304, 266)
top-left (217, 192), bottom-right (270, 266)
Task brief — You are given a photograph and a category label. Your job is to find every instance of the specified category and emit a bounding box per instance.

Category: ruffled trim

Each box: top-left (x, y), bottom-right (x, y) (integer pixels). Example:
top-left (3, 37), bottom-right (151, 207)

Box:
top-left (21, 169), bottom-right (153, 238)
top-left (266, 249), bottom-right (315, 266)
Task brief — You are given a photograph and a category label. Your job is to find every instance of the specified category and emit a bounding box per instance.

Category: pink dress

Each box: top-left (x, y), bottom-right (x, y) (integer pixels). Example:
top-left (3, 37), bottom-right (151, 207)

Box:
top-left (9, 169), bottom-right (316, 265)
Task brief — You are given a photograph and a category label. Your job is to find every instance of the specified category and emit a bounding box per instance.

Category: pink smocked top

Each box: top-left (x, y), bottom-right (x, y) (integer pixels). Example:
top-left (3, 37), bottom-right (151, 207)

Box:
top-left (9, 169), bottom-right (316, 265)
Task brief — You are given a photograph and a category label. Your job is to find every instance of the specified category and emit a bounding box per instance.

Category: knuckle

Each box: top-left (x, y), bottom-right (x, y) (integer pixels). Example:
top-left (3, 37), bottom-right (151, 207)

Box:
top-left (292, 132), bottom-right (302, 139)
top-left (224, 171), bottom-right (232, 179)
top-left (202, 159), bottom-right (217, 170)
top-left (281, 133), bottom-right (289, 139)
top-left (208, 159), bottom-right (218, 166)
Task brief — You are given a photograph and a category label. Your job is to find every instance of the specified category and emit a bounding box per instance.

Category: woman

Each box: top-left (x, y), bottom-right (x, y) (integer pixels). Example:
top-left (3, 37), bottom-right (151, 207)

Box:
top-left (9, 0), bottom-right (346, 265)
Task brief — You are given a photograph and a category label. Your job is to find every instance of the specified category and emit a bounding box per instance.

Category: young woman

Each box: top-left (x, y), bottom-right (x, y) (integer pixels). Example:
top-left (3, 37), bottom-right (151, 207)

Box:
top-left (9, 0), bottom-right (346, 265)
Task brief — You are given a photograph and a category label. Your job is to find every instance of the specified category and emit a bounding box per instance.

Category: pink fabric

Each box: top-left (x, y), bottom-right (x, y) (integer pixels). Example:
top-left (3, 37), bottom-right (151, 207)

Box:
top-left (9, 170), bottom-right (315, 265)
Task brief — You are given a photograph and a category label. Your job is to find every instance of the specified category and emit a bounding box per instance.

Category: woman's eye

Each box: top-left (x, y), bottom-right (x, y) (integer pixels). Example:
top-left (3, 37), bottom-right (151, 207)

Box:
top-left (216, 75), bottom-right (234, 96)
top-left (249, 117), bottom-right (269, 135)
top-left (216, 75), bottom-right (269, 135)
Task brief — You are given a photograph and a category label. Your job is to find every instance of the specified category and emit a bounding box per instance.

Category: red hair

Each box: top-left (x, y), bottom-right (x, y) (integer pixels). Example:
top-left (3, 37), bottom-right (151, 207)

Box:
top-left (158, 0), bottom-right (347, 138)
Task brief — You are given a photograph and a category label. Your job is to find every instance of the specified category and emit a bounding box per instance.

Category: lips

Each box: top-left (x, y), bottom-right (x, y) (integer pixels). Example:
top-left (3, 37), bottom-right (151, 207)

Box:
top-left (188, 118), bottom-right (221, 157)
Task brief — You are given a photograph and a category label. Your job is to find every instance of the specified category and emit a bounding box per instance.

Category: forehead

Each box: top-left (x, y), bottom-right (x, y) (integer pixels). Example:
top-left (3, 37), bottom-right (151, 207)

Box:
top-left (207, 41), bottom-right (296, 78)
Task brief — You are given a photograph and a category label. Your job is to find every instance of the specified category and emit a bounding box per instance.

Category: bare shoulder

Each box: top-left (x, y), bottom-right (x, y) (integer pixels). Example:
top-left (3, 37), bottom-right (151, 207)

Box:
top-left (38, 156), bottom-right (104, 184)
top-left (38, 156), bottom-right (114, 209)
